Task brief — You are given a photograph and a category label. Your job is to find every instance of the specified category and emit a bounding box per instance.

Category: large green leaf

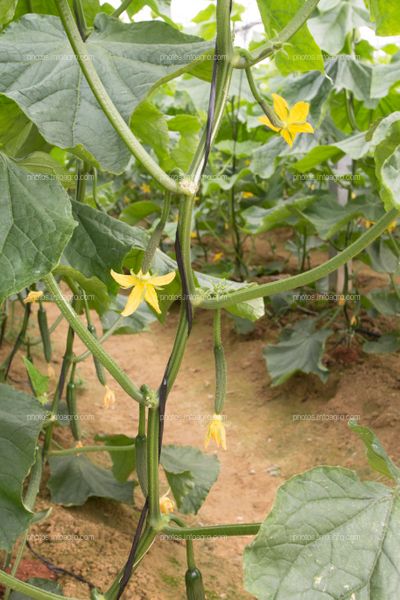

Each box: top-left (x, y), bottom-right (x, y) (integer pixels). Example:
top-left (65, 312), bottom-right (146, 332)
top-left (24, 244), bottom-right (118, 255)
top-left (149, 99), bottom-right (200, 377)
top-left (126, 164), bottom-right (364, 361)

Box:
top-left (54, 264), bottom-right (110, 315)
top-left (0, 152), bottom-right (76, 302)
top-left (0, 384), bottom-right (47, 551)
top-left (244, 466), bottom-right (400, 599)
top-left (0, 0), bottom-right (17, 25)
top-left (161, 445), bottom-right (220, 515)
top-left (348, 420), bottom-right (400, 482)
top-left (48, 454), bottom-right (135, 506)
top-left (300, 195), bottom-right (372, 240)
top-left (100, 295), bottom-right (157, 335)
top-left (242, 196), bottom-right (316, 235)
top-left (264, 319), bottom-right (332, 386)
top-left (369, 0), bottom-right (400, 35)
top-left (374, 121), bottom-right (400, 210)
top-left (308, 0), bottom-right (370, 55)
top-left (368, 288), bottom-right (400, 316)
top-left (0, 14), bottom-right (209, 173)
top-left (256, 0), bottom-right (324, 74)
top-left (334, 57), bottom-right (400, 107)
top-left (95, 433), bottom-right (136, 483)
top-left (9, 578), bottom-right (64, 600)
top-left (365, 239), bottom-right (400, 274)
top-left (64, 200), bottom-right (147, 293)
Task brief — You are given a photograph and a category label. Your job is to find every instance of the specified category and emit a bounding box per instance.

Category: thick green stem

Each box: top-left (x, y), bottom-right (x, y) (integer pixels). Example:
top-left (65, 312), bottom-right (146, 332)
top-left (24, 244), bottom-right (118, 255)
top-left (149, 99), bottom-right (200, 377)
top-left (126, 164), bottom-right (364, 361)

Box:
top-left (73, 316), bottom-right (124, 363)
top-left (48, 444), bottom-right (135, 456)
top-left (237, 0), bottom-right (321, 67)
top-left (0, 573), bottom-right (74, 600)
top-left (162, 522), bottom-right (261, 539)
top-left (142, 193), bottom-right (172, 273)
top-left (55, 0), bottom-right (188, 196)
top-left (199, 209), bottom-right (399, 309)
top-left (147, 407), bottom-right (161, 522)
top-left (43, 274), bottom-right (149, 406)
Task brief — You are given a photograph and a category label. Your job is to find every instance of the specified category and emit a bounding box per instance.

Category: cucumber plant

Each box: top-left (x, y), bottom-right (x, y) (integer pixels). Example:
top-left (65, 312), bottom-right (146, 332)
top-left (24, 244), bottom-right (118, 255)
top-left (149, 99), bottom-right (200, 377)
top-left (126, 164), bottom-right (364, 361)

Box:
top-left (0, 0), bottom-right (399, 599)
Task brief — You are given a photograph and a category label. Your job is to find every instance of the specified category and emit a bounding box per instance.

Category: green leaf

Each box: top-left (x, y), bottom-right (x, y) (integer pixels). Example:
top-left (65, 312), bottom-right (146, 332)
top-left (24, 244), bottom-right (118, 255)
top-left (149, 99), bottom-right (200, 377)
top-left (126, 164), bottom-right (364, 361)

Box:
top-left (363, 333), bottom-right (400, 354)
top-left (0, 14), bottom-right (210, 173)
top-left (242, 196), bottom-right (316, 235)
top-left (367, 288), bottom-right (400, 316)
top-left (334, 57), bottom-right (400, 106)
top-left (0, 96), bottom-right (42, 157)
top-left (308, 0), bottom-right (370, 55)
top-left (256, 0), bottom-right (324, 74)
top-left (0, 383), bottom-right (47, 551)
top-left (369, 0), bottom-right (400, 35)
top-left (22, 357), bottom-right (49, 404)
top-left (64, 201), bottom-right (147, 293)
top-left (244, 466), bottom-right (399, 599)
top-left (365, 239), bottom-right (400, 274)
top-left (161, 445), bottom-right (220, 515)
top-left (131, 101), bottom-right (170, 167)
top-left (94, 434), bottom-right (136, 483)
top-left (0, 152), bottom-right (76, 303)
top-left (9, 578), bottom-right (64, 600)
top-left (349, 420), bottom-right (400, 481)
top-left (0, 0), bottom-right (17, 25)
top-left (120, 201), bottom-right (161, 226)
top-left (300, 195), bottom-right (371, 240)
top-left (53, 264), bottom-right (110, 315)
top-left (100, 294), bottom-right (157, 334)
top-left (48, 455), bottom-right (135, 506)
top-left (13, 151), bottom-right (70, 188)
top-left (264, 319), bottom-right (332, 386)
top-left (375, 121), bottom-right (400, 210)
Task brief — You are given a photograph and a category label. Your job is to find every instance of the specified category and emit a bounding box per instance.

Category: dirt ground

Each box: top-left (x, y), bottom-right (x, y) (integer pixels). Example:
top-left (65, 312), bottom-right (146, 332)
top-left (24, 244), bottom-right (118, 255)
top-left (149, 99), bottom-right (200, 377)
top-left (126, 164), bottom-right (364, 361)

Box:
top-left (1, 235), bottom-right (400, 600)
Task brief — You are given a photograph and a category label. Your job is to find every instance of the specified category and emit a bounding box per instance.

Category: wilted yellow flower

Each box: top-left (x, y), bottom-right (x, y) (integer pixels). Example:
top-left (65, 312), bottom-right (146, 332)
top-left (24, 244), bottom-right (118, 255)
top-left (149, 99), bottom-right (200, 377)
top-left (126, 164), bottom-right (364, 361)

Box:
top-left (361, 218), bottom-right (374, 229)
top-left (338, 295), bottom-right (346, 306)
top-left (110, 269), bottom-right (176, 316)
top-left (159, 492), bottom-right (175, 515)
top-left (205, 414), bottom-right (226, 450)
top-left (191, 231), bottom-right (197, 239)
top-left (103, 385), bottom-right (116, 409)
top-left (212, 252), bottom-right (224, 263)
top-left (24, 290), bottom-right (43, 304)
top-left (75, 440), bottom-right (84, 455)
top-left (243, 192), bottom-right (254, 199)
top-left (387, 220), bottom-right (397, 233)
top-left (47, 364), bottom-right (56, 379)
top-left (259, 94), bottom-right (314, 147)
top-left (140, 183), bottom-right (151, 194)
top-left (350, 315), bottom-right (357, 327)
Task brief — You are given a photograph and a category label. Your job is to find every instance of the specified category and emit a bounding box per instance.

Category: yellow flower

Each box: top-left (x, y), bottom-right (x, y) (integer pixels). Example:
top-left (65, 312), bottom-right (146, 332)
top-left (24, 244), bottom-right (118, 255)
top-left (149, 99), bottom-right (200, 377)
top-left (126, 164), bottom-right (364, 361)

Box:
top-left (205, 414), bottom-right (227, 450)
top-left (110, 268), bottom-right (176, 316)
top-left (387, 220), bottom-right (397, 233)
top-left (23, 290), bottom-right (43, 304)
top-left (350, 315), bottom-right (357, 327)
top-left (212, 252), bottom-right (224, 263)
top-left (243, 192), bottom-right (254, 199)
top-left (103, 385), bottom-right (116, 409)
top-left (338, 295), bottom-right (346, 306)
top-left (259, 94), bottom-right (314, 147)
top-left (191, 231), bottom-right (197, 239)
top-left (140, 183), bottom-right (151, 194)
top-left (159, 492), bottom-right (175, 515)
top-left (361, 218), bottom-right (374, 229)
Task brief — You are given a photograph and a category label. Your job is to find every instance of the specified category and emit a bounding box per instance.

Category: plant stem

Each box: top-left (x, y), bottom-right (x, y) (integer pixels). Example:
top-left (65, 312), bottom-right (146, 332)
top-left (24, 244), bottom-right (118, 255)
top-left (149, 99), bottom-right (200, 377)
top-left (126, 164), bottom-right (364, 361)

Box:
top-left (112, 0), bottom-right (134, 18)
top-left (245, 67), bottom-right (283, 128)
top-left (1, 301), bottom-right (31, 379)
top-left (48, 443), bottom-right (135, 456)
top-left (199, 209), bottom-right (400, 309)
top-left (73, 316), bottom-right (124, 363)
top-left (43, 274), bottom-right (149, 406)
top-left (162, 522), bottom-right (261, 539)
top-left (238, 0), bottom-right (321, 67)
top-left (147, 407), bottom-right (161, 522)
top-left (0, 572), bottom-right (75, 600)
top-left (142, 193), bottom-right (172, 273)
top-left (55, 0), bottom-right (188, 196)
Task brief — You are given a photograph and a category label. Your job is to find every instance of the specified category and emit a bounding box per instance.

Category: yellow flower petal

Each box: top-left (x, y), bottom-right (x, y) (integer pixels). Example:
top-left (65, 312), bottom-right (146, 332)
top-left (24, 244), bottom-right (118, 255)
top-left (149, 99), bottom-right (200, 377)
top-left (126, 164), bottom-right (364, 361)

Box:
top-left (272, 93), bottom-right (289, 121)
top-left (289, 122), bottom-right (314, 134)
top-left (280, 128), bottom-right (295, 147)
top-left (288, 101), bottom-right (310, 124)
top-left (121, 284), bottom-right (145, 316)
top-left (160, 493), bottom-right (175, 515)
top-left (144, 284), bottom-right (161, 314)
top-left (110, 269), bottom-right (135, 289)
top-left (259, 115), bottom-right (280, 132)
top-left (204, 414), bottom-right (227, 450)
top-left (23, 290), bottom-right (43, 304)
top-left (149, 271), bottom-right (176, 287)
